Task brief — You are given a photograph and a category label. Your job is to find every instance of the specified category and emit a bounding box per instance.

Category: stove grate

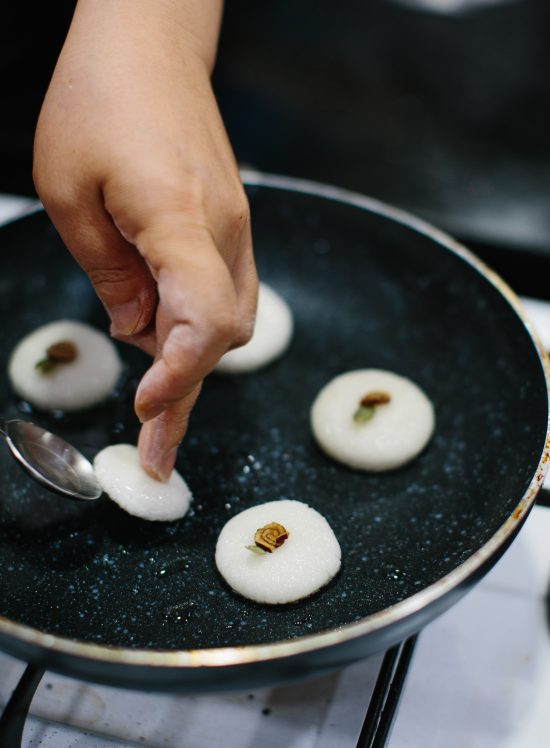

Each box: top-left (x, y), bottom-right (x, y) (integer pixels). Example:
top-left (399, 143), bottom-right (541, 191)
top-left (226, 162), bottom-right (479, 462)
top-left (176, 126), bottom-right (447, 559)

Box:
top-left (0, 636), bottom-right (418, 748)
top-left (356, 635), bottom-right (418, 748)
top-left (0, 663), bottom-right (45, 748)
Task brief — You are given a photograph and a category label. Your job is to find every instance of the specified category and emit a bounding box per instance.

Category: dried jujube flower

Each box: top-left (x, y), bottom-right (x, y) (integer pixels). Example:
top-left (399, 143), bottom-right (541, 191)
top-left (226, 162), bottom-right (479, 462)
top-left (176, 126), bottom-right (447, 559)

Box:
top-left (254, 522), bottom-right (289, 553)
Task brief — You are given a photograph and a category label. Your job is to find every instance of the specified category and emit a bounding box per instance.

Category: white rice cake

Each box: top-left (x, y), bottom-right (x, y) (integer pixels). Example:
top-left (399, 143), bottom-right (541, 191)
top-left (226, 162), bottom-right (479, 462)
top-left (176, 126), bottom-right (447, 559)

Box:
top-left (311, 369), bottom-right (435, 471)
top-left (215, 499), bottom-right (341, 604)
top-left (8, 319), bottom-right (122, 411)
top-left (216, 282), bottom-right (293, 373)
top-left (94, 444), bottom-right (192, 521)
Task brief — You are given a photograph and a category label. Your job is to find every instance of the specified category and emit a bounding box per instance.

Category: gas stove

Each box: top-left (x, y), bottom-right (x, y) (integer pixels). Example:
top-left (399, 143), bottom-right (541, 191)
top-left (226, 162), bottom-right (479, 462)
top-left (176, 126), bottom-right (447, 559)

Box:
top-left (0, 195), bottom-right (548, 748)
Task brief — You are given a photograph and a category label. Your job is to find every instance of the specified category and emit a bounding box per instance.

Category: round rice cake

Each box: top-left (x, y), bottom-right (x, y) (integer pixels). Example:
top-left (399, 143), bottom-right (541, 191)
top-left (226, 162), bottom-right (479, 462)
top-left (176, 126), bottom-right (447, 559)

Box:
top-left (94, 444), bottom-right (192, 522)
top-left (311, 369), bottom-right (435, 471)
top-left (8, 319), bottom-right (122, 411)
top-left (215, 499), bottom-right (341, 604)
top-left (215, 282), bottom-right (293, 373)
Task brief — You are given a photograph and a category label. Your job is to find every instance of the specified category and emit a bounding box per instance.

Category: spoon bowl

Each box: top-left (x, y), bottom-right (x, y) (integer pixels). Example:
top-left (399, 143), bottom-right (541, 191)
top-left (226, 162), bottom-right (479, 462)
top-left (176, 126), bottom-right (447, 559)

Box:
top-left (0, 419), bottom-right (102, 501)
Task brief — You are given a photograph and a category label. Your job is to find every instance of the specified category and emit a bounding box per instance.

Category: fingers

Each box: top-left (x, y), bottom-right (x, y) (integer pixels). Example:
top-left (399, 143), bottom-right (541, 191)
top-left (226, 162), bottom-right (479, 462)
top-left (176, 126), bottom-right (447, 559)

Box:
top-left (133, 220), bottom-right (256, 480)
top-left (134, 223), bottom-right (255, 422)
top-left (38, 190), bottom-right (158, 338)
top-left (138, 384), bottom-right (202, 480)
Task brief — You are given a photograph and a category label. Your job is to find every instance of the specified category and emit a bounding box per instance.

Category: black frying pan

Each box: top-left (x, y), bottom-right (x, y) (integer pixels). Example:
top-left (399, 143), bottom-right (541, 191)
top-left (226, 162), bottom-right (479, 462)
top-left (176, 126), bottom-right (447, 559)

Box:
top-left (0, 174), bottom-right (547, 692)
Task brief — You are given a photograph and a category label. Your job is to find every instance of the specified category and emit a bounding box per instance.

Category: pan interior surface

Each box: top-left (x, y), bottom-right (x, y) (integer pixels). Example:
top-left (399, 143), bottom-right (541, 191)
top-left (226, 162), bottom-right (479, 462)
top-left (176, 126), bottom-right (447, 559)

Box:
top-left (0, 182), bottom-right (546, 655)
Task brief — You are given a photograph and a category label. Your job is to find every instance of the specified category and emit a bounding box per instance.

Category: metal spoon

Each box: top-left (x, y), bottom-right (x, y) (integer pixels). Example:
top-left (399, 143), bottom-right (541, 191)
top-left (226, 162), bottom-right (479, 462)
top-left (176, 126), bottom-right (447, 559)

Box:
top-left (0, 419), bottom-right (102, 501)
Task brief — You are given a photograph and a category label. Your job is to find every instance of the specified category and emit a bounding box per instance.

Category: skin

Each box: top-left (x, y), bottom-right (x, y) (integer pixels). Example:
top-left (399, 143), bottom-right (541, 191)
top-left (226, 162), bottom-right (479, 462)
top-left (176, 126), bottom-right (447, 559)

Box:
top-left (33, 0), bottom-right (257, 480)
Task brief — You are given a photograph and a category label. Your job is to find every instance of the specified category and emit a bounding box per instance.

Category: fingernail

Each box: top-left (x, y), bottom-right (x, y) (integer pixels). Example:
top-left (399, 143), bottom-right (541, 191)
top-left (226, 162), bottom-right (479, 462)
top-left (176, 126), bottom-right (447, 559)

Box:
top-left (109, 298), bottom-right (142, 336)
top-left (143, 446), bottom-right (178, 482)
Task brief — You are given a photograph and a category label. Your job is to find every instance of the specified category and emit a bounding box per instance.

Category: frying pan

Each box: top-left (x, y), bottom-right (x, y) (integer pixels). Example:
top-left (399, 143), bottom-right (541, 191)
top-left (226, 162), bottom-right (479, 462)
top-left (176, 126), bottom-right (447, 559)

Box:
top-left (0, 173), bottom-right (547, 693)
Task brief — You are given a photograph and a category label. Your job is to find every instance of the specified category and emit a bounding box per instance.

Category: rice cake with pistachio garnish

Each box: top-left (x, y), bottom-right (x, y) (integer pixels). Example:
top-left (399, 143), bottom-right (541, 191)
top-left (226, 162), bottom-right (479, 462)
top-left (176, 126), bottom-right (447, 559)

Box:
top-left (8, 319), bottom-right (122, 411)
top-left (311, 369), bottom-right (435, 471)
top-left (215, 499), bottom-right (341, 604)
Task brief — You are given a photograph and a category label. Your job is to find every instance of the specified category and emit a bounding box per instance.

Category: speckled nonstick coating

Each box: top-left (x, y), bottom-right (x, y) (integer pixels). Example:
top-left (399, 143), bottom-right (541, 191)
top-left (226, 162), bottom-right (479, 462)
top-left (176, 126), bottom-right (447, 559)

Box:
top-left (0, 175), bottom-right (547, 692)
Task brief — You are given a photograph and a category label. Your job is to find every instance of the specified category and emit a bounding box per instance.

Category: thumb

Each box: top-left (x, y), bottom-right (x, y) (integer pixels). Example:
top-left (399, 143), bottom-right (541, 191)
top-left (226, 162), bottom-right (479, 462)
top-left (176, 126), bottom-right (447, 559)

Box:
top-left (132, 222), bottom-right (245, 480)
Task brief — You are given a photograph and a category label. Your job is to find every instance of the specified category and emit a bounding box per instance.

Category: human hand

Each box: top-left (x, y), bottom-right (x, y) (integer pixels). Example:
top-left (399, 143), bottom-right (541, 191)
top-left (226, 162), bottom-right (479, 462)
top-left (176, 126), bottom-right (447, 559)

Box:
top-left (34, 0), bottom-right (257, 480)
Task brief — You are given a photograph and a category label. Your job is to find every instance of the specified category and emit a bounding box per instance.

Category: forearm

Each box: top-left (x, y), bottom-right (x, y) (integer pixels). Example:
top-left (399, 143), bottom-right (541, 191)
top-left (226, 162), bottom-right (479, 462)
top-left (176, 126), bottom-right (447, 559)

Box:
top-left (66, 0), bottom-right (224, 74)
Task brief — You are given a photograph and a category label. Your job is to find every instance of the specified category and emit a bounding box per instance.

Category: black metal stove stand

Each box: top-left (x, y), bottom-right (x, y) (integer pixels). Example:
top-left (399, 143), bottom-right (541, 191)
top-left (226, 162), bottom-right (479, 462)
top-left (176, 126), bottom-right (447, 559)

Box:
top-left (357, 636), bottom-right (418, 748)
top-left (0, 664), bottom-right (45, 748)
top-left (0, 636), bottom-right (418, 748)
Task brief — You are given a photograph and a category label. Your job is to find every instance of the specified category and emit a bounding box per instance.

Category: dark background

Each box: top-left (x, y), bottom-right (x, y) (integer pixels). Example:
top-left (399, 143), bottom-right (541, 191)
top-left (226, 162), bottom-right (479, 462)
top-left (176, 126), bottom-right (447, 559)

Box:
top-left (2, 0), bottom-right (549, 254)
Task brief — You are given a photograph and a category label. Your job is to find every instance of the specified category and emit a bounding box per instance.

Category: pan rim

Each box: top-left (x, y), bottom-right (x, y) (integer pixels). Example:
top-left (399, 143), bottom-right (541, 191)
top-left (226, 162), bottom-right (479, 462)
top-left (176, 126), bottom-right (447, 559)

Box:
top-left (1, 171), bottom-right (549, 670)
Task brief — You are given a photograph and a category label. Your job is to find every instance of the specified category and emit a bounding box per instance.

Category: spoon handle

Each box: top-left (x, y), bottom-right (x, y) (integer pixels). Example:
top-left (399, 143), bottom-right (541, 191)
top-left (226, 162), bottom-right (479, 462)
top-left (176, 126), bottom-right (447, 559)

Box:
top-left (0, 419), bottom-right (8, 437)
